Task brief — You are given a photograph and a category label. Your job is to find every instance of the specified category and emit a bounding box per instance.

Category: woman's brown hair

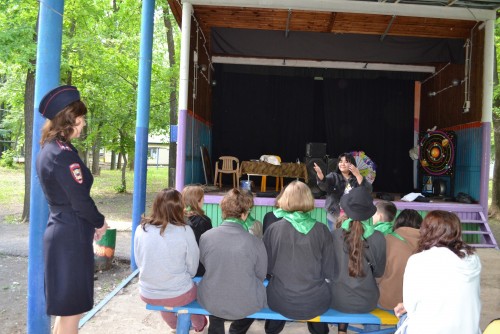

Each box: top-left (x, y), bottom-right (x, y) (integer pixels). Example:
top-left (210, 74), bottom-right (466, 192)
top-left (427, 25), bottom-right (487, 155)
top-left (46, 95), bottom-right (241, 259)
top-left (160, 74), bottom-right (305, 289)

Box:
top-left (182, 185), bottom-right (205, 216)
top-left (140, 188), bottom-right (186, 235)
top-left (393, 209), bottom-right (423, 230)
top-left (40, 100), bottom-right (87, 145)
top-left (220, 188), bottom-right (253, 220)
top-left (342, 219), bottom-right (366, 277)
top-left (417, 210), bottom-right (474, 258)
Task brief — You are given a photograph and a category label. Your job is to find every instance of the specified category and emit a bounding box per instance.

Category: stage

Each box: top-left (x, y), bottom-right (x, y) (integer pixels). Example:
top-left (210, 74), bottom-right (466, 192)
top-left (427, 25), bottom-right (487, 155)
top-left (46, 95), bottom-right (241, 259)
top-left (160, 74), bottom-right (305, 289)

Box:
top-left (202, 187), bottom-right (496, 248)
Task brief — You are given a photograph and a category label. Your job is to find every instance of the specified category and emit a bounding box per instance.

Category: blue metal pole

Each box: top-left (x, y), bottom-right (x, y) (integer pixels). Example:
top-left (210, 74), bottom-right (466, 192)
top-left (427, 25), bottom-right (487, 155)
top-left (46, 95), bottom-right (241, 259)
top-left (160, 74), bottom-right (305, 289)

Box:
top-left (131, 0), bottom-right (155, 270)
top-left (27, 1), bottom-right (65, 333)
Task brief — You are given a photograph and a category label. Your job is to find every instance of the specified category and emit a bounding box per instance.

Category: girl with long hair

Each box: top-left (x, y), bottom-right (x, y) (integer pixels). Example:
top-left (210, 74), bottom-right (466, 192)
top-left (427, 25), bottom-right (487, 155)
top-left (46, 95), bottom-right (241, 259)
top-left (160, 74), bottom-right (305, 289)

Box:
top-left (134, 188), bottom-right (207, 333)
top-left (394, 210), bottom-right (481, 334)
top-left (182, 185), bottom-right (213, 276)
top-left (330, 186), bottom-right (386, 334)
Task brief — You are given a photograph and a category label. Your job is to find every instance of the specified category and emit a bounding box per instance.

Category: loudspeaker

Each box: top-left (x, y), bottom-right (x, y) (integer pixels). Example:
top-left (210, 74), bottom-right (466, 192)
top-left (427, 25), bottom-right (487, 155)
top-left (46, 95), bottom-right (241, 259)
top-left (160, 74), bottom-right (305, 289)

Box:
top-left (306, 142), bottom-right (326, 158)
top-left (326, 158), bottom-right (338, 174)
top-left (305, 157), bottom-right (326, 196)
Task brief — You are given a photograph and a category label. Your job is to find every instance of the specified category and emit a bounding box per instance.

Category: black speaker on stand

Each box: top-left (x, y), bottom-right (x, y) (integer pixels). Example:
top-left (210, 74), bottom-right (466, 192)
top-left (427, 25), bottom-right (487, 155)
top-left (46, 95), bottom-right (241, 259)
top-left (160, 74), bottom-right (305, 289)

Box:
top-left (304, 157), bottom-right (326, 198)
top-left (324, 155), bottom-right (338, 175)
top-left (306, 143), bottom-right (327, 159)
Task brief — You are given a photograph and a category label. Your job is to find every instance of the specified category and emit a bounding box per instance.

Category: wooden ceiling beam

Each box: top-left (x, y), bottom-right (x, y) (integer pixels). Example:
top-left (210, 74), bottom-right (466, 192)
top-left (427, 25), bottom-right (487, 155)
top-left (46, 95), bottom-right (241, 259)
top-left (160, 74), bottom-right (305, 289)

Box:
top-left (187, 0), bottom-right (496, 21)
top-left (326, 12), bottom-right (337, 32)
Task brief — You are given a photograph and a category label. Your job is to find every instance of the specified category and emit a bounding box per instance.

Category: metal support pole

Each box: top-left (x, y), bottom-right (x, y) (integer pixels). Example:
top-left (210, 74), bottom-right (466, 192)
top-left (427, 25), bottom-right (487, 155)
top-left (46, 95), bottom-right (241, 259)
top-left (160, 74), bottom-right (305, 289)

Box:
top-left (131, 0), bottom-right (156, 270)
top-left (28, 1), bottom-right (65, 333)
top-left (175, 1), bottom-right (193, 190)
top-left (480, 19), bottom-right (494, 216)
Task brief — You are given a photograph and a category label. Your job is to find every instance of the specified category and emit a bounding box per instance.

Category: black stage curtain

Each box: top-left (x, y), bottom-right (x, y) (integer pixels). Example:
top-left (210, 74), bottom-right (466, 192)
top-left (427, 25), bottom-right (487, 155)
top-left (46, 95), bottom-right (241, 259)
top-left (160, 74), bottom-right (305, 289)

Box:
top-left (323, 78), bottom-right (414, 193)
top-left (212, 28), bottom-right (465, 64)
top-left (212, 67), bottom-right (415, 193)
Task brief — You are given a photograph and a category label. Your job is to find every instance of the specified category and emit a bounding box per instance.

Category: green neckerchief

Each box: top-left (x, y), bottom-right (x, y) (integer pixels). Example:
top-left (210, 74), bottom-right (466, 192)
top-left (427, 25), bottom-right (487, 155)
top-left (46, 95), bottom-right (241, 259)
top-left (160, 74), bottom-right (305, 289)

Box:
top-left (341, 218), bottom-right (375, 239)
top-left (273, 208), bottom-right (287, 218)
top-left (244, 214), bottom-right (257, 230)
top-left (374, 221), bottom-right (394, 236)
top-left (185, 206), bottom-right (192, 213)
top-left (389, 231), bottom-right (406, 241)
top-left (272, 208), bottom-right (316, 235)
top-left (225, 217), bottom-right (249, 231)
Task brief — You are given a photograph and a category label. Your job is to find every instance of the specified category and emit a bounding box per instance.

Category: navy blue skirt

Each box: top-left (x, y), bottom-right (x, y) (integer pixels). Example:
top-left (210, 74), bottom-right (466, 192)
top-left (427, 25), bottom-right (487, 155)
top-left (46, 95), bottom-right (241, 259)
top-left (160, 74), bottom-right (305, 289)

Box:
top-left (44, 211), bottom-right (95, 316)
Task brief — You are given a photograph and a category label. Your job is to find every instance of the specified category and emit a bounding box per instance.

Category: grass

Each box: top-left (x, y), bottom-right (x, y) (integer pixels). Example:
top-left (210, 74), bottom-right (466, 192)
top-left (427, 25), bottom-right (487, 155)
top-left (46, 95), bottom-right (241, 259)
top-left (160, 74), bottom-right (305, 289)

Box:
top-left (0, 165), bottom-right (169, 222)
top-left (0, 165), bottom-right (24, 211)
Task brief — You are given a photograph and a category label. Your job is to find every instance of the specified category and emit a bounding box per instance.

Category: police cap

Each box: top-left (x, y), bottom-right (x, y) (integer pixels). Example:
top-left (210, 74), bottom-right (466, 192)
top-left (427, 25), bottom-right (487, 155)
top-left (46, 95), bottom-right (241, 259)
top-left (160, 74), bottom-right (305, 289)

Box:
top-left (39, 85), bottom-right (80, 120)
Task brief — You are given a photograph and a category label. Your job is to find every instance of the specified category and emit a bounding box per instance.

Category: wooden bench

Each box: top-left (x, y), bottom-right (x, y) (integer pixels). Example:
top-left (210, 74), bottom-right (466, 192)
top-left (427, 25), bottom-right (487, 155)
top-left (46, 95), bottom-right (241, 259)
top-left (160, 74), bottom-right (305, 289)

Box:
top-left (146, 300), bottom-right (398, 334)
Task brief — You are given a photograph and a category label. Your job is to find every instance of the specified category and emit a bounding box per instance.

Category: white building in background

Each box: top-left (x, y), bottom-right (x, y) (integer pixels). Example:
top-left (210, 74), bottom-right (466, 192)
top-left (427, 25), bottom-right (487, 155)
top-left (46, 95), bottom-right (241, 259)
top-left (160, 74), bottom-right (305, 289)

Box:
top-left (101, 134), bottom-right (170, 167)
top-left (146, 134), bottom-right (170, 166)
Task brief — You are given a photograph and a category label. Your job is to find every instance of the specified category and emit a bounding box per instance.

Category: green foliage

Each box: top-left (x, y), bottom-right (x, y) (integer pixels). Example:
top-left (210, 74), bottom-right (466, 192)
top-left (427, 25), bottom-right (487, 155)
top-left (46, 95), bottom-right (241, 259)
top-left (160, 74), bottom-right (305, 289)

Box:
top-left (0, 149), bottom-right (16, 168)
top-left (114, 184), bottom-right (127, 193)
top-left (0, 0), bottom-right (180, 169)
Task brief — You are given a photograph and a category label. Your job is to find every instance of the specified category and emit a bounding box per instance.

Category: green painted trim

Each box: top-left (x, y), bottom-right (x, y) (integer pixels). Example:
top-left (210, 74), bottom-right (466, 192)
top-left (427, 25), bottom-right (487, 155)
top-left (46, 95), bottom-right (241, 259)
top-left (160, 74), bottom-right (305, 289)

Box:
top-left (203, 204), bottom-right (481, 243)
top-left (203, 203), bottom-right (328, 226)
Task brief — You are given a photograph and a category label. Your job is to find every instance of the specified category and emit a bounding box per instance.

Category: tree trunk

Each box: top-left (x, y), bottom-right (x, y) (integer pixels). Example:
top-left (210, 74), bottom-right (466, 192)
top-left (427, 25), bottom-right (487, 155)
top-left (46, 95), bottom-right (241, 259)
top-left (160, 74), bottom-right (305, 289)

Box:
top-left (92, 142), bottom-right (101, 175)
top-left (91, 121), bottom-right (102, 175)
top-left (110, 151), bottom-right (116, 170)
top-left (163, 4), bottom-right (178, 187)
top-left (121, 153), bottom-right (127, 191)
top-left (22, 68), bottom-right (35, 223)
top-left (78, 124), bottom-right (88, 164)
top-left (128, 149), bottom-right (134, 171)
top-left (117, 153), bottom-right (122, 170)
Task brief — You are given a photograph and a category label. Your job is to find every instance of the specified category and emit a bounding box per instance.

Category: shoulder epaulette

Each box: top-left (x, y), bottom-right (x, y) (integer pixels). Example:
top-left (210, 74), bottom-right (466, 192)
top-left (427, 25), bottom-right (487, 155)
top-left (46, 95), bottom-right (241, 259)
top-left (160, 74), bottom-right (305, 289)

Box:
top-left (55, 140), bottom-right (72, 151)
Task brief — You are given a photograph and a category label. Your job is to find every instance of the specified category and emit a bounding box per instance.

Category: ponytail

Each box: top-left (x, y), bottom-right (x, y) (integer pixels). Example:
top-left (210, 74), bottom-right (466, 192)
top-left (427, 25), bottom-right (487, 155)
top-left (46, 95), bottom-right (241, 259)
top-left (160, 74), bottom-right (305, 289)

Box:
top-left (344, 220), bottom-right (366, 277)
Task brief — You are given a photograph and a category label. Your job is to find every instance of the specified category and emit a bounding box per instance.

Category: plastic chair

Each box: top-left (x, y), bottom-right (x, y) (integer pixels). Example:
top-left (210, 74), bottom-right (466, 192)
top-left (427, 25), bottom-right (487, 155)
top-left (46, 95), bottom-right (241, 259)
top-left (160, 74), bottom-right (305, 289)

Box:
top-left (261, 155), bottom-right (283, 192)
top-left (214, 156), bottom-right (240, 189)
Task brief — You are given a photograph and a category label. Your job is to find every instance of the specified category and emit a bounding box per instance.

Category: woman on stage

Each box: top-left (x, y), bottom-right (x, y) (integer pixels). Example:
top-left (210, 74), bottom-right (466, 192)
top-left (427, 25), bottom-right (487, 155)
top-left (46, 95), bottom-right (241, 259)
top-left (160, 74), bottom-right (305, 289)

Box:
top-left (314, 152), bottom-right (372, 230)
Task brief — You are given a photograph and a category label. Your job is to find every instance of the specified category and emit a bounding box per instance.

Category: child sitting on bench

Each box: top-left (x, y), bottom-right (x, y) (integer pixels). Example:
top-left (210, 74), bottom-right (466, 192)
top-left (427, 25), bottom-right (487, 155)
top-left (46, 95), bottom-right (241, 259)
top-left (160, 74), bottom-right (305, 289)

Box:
top-left (134, 188), bottom-right (207, 333)
top-left (372, 200), bottom-right (397, 236)
top-left (330, 187), bottom-right (387, 334)
top-left (197, 188), bottom-right (268, 334)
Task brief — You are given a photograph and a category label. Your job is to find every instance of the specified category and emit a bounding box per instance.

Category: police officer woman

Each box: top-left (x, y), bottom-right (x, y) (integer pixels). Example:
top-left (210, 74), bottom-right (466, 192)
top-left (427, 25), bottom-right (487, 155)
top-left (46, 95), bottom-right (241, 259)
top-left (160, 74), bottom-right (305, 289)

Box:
top-left (36, 85), bottom-right (108, 334)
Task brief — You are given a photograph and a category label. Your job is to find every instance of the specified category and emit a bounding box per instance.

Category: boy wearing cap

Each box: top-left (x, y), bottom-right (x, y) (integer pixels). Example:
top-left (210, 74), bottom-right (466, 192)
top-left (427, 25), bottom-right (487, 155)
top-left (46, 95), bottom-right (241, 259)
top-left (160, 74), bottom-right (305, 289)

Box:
top-left (329, 187), bottom-right (386, 334)
top-left (36, 85), bottom-right (108, 333)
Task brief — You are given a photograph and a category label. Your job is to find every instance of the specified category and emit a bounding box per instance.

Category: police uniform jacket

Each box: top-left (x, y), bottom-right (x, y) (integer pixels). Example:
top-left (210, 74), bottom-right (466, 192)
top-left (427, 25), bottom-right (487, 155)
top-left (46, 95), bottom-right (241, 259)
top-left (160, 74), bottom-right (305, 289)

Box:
top-left (36, 139), bottom-right (105, 316)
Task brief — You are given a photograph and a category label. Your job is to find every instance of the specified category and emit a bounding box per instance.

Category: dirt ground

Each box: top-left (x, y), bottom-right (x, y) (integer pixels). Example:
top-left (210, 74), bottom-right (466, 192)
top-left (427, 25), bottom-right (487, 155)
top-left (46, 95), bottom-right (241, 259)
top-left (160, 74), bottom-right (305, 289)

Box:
top-left (1, 212), bottom-right (500, 333)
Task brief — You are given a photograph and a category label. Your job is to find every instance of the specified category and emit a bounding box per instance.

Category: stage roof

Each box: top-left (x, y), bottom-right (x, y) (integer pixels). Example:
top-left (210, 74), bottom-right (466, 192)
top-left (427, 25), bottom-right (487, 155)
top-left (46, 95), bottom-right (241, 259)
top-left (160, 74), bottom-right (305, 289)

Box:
top-left (169, 0), bottom-right (499, 45)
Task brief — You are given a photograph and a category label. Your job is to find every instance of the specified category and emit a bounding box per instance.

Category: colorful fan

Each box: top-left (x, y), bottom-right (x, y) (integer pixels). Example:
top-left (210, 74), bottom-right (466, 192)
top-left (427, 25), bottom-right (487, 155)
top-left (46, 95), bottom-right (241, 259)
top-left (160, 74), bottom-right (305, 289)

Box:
top-left (350, 151), bottom-right (377, 184)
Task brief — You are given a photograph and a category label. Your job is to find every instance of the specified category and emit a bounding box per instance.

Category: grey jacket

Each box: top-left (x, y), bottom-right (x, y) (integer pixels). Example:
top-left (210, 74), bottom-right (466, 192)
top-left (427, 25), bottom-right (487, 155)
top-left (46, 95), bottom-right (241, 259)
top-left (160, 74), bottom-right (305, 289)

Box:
top-left (330, 229), bottom-right (386, 313)
top-left (264, 219), bottom-right (334, 320)
top-left (197, 222), bottom-right (267, 320)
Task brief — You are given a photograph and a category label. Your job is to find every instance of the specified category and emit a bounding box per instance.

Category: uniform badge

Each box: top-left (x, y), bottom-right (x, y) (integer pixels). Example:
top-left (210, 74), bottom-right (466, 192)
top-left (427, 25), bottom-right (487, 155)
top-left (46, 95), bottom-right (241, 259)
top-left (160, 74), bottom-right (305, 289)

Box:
top-left (70, 163), bottom-right (83, 184)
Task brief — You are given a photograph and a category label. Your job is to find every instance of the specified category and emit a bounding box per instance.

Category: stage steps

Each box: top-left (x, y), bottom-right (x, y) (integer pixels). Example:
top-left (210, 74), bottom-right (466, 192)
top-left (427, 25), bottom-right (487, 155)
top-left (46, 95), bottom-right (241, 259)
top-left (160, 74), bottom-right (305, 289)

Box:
top-left (461, 212), bottom-right (498, 249)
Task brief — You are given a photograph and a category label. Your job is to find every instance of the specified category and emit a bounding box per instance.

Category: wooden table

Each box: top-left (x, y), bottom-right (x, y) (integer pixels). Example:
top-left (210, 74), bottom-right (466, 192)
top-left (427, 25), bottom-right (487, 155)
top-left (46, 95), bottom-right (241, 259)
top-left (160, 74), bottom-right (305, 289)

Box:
top-left (240, 161), bottom-right (308, 191)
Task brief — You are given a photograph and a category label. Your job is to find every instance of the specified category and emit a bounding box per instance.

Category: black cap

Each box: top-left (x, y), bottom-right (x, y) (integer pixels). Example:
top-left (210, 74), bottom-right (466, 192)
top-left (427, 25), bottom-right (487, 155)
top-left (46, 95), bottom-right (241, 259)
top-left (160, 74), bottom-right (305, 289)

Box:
top-left (340, 187), bottom-right (376, 221)
top-left (39, 85), bottom-right (80, 120)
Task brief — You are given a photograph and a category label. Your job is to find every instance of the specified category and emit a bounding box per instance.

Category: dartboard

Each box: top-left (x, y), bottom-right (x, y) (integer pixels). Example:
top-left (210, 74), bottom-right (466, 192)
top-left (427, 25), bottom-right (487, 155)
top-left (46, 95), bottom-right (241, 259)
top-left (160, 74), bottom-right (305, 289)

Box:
top-left (419, 130), bottom-right (456, 176)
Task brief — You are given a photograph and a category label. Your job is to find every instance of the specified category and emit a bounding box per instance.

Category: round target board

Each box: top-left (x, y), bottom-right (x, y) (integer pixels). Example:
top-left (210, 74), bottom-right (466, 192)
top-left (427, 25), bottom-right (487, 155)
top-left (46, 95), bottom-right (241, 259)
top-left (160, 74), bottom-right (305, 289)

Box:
top-left (419, 130), bottom-right (456, 176)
